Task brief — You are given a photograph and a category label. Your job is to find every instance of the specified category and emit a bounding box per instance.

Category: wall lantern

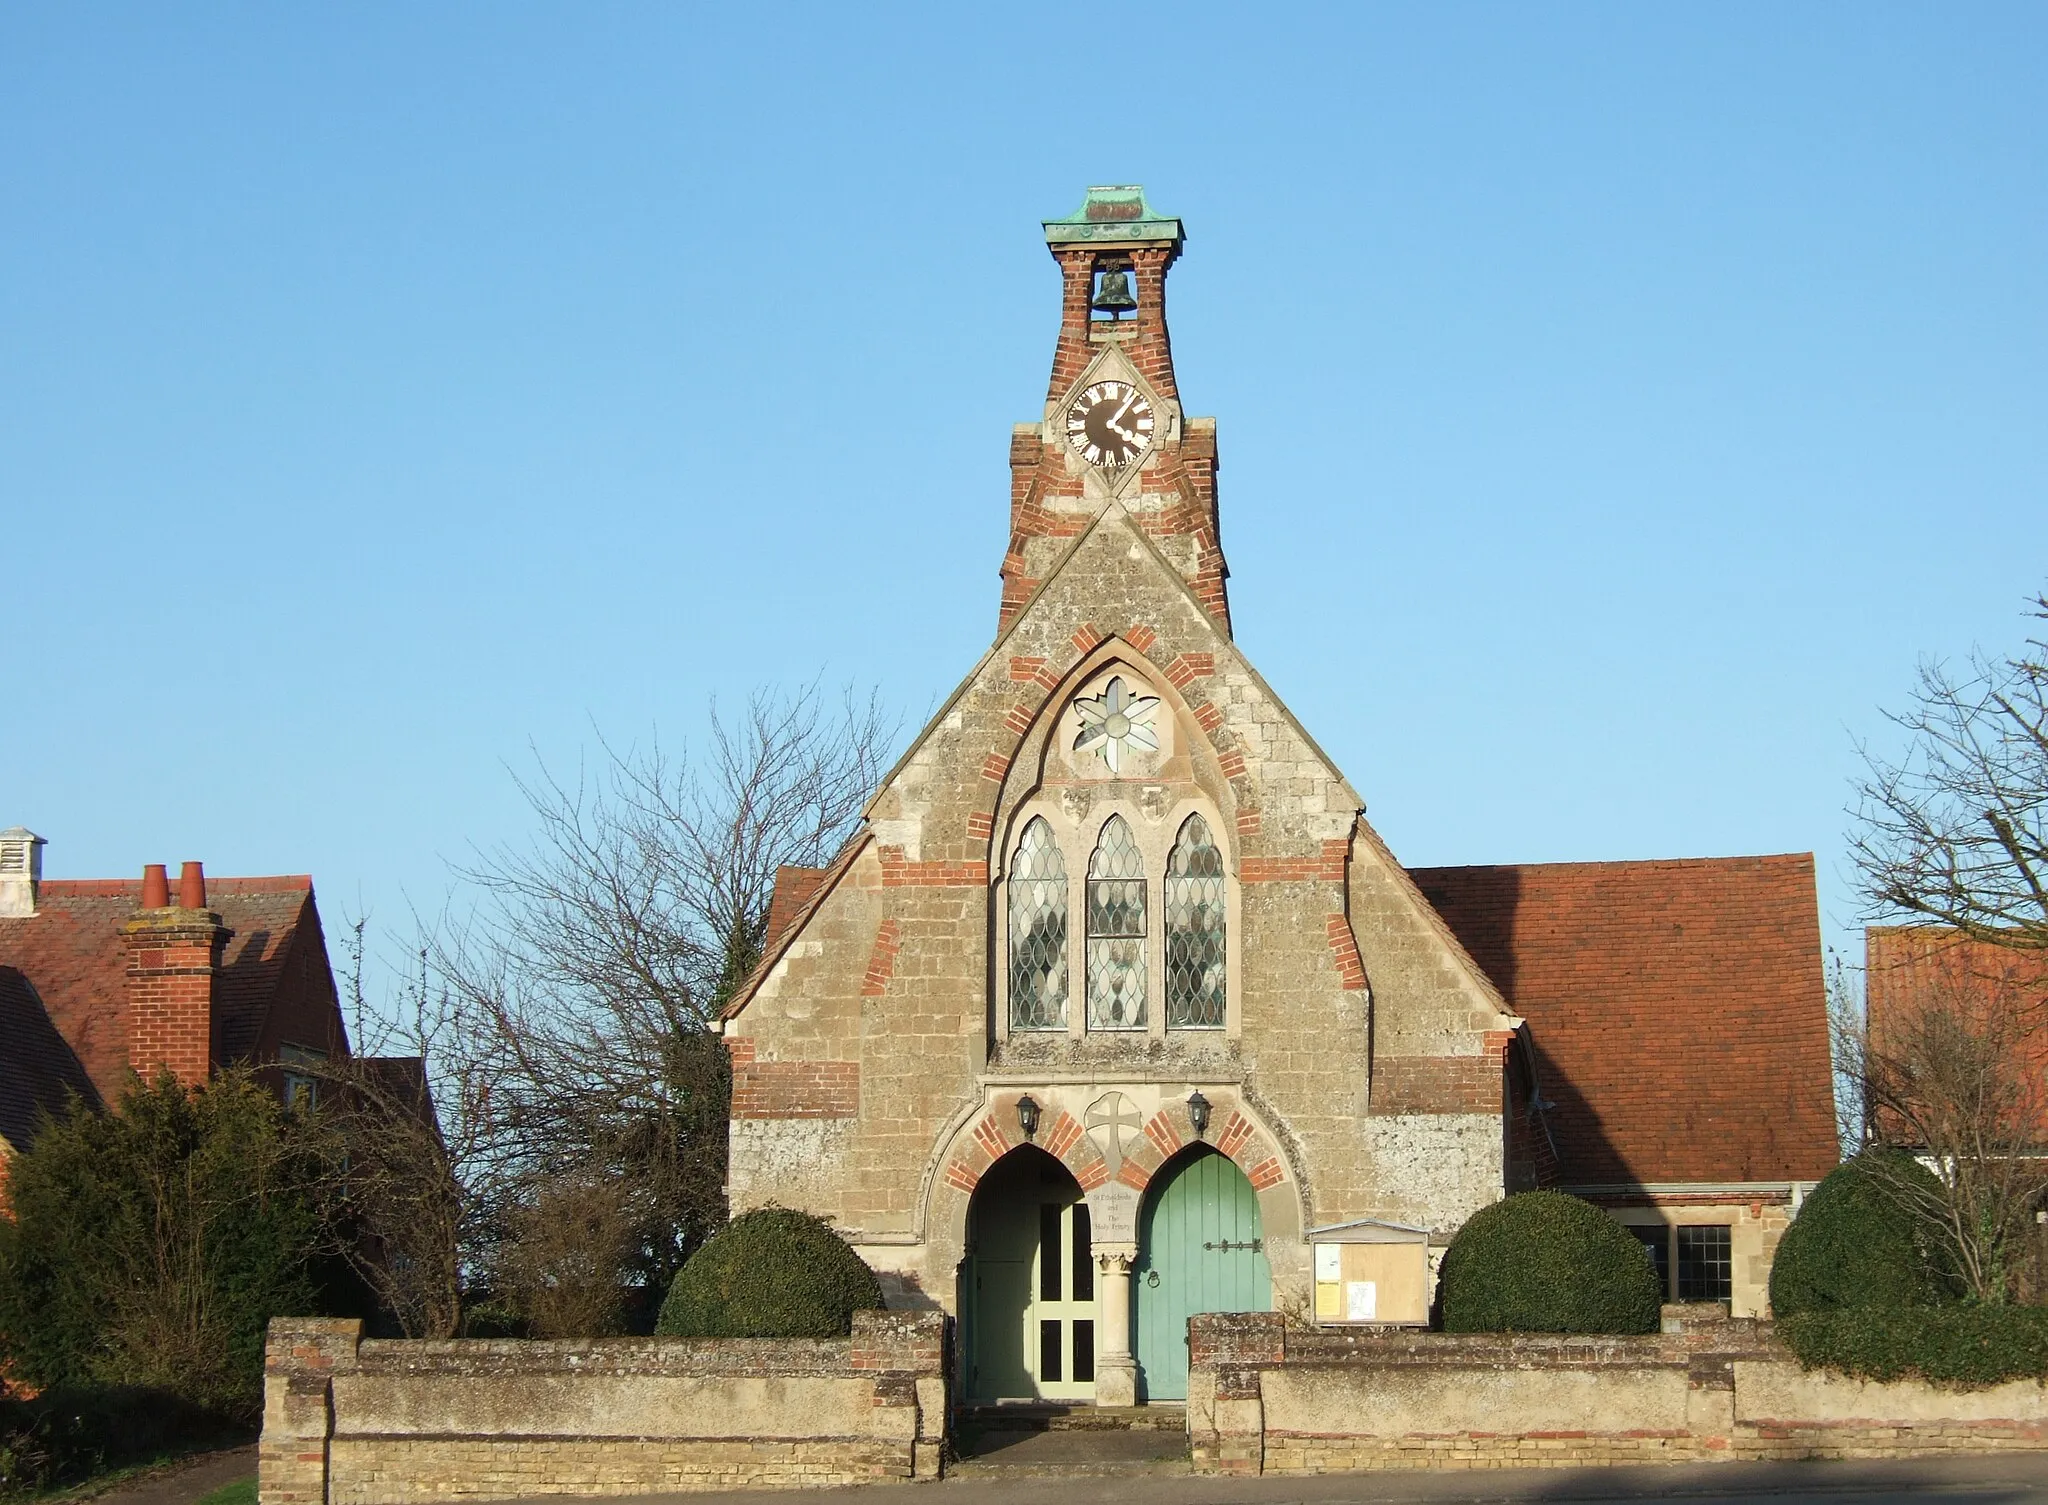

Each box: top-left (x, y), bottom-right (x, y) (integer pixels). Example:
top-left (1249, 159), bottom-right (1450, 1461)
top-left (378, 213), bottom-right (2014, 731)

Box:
top-left (1016, 1094), bottom-right (1041, 1141)
top-left (1187, 1090), bottom-right (1211, 1139)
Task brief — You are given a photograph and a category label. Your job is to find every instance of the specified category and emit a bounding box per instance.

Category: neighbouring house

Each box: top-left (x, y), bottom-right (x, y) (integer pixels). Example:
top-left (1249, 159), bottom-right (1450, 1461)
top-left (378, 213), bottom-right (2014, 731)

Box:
top-left (0, 826), bottom-right (356, 1195)
top-left (716, 187), bottom-right (1840, 1409)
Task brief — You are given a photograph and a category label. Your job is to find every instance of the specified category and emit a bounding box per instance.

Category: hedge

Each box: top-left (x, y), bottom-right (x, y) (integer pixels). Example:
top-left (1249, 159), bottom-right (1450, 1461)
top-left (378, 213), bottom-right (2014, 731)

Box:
top-left (0, 1387), bottom-right (242, 1497)
top-left (1769, 1149), bottom-right (1958, 1318)
top-left (657, 1207), bottom-right (882, 1338)
top-left (0, 1071), bottom-right (346, 1418)
top-left (1781, 1305), bottom-right (2048, 1388)
top-left (1437, 1190), bottom-right (1662, 1334)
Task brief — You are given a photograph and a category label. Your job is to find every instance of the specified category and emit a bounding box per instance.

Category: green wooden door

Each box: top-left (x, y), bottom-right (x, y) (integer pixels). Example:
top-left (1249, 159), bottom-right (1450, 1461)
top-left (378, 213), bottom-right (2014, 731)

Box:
top-left (1134, 1148), bottom-right (1271, 1401)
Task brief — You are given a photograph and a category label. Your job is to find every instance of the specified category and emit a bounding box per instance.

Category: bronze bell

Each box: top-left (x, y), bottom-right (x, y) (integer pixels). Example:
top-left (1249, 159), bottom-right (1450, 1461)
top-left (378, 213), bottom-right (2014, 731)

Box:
top-left (1091, 268), bottom-right (1137, 316)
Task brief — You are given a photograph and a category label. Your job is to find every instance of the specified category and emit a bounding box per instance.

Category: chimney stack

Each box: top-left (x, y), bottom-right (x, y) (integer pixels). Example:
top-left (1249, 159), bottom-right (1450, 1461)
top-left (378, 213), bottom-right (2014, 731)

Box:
top-left (0, 828), bottom-right (46, 918)
top-left (122, 859), bottom-right (229, 1089)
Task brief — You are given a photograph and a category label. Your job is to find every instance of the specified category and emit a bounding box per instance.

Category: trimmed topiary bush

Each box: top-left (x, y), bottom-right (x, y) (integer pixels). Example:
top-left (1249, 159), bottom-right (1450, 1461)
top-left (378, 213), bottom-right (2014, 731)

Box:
top-left (1768, 1150), bottom-right (1958, 1319)
top-left (1781, 1305), bottom-right (2048, 1388)
top-left (656, 1208), bottom-right (882, 1339)
top-left (1437, 1190), bottom-right (1662, 1334)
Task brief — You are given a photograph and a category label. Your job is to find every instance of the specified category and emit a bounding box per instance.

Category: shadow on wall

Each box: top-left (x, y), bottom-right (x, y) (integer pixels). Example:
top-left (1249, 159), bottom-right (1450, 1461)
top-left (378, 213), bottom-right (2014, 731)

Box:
top-left (1406, 866), bottom-right (1631, 1195)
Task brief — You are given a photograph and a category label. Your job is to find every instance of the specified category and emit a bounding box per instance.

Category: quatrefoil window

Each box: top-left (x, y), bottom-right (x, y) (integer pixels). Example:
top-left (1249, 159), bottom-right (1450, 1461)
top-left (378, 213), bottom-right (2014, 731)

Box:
top-left (1071, 676), bottom-right (1161, 775)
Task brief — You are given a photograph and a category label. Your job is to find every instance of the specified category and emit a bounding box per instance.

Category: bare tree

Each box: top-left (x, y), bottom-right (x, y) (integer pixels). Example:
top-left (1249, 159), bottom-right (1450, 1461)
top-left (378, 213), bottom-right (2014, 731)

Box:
top-left (305, 918), bottom-right (477, 1338)
top-left (1851, 591), bottom-right (2048, 949)
top-left (1844, 953), bottom-right (2048, 1303)
top-left (1842, 588), bottom-right (2048, 1303)
top-left (433, 683), bottom-right (893, 1325)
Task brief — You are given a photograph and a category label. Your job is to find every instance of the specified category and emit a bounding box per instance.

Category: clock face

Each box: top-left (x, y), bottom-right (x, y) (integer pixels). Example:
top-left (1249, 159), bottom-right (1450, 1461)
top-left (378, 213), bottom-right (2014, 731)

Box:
top-left (1066, 380), bottom-right (1155, 469)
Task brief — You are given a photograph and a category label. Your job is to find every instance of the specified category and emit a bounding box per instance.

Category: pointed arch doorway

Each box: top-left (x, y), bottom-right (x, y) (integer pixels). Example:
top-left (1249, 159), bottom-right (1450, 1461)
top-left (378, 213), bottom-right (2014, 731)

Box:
top-left (1134, 1145), bottom-right (1271, 1401)
top-left (962, 1146), bottom-right (1097, 1402)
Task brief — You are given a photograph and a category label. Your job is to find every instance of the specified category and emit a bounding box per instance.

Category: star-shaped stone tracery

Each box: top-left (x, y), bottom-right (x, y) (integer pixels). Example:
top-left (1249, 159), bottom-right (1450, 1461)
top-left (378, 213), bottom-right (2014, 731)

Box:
top-left (1072, 675), bottom-right (1161, 775)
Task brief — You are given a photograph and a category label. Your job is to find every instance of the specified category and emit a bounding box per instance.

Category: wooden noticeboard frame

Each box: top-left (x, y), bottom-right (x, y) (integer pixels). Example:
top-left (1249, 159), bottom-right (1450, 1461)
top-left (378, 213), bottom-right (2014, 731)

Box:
top-left (1305, 1219), bottom-right (1431, 1326)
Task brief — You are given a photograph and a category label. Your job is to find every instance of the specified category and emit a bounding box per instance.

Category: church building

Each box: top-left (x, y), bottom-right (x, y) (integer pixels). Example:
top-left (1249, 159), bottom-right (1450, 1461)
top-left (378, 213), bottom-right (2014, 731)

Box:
top-left (719, 188), bottom-right (1838, 1407)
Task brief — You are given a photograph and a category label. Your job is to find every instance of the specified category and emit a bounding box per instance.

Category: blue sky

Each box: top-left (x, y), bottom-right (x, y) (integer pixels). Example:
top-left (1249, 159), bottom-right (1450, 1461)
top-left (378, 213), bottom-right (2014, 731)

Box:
top-left (4, 4), bottom-right (2042, 985)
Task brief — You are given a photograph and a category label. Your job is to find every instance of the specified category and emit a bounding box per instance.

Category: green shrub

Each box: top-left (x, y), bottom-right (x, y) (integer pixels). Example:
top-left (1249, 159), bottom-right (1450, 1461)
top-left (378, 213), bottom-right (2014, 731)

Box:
top-left (1437, 1190), bottom-right (1662, 1334)
top-left (1769, 1150), bottom-right (1958, 1319)
top-left (657, 1208), bottom-right (881, 1338)
top-left (1782, 1305), bottom-right (2048, 1388)
top-left (0, 1071), bottom-right (345, 1419)
top-left (0, 1386), bottom-right (244, 1497)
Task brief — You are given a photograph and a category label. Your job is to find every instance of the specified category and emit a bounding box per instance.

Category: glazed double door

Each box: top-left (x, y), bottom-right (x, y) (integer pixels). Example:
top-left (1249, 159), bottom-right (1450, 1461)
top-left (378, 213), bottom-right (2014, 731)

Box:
top-left (969, 1194), bottom-right (1096, 1401)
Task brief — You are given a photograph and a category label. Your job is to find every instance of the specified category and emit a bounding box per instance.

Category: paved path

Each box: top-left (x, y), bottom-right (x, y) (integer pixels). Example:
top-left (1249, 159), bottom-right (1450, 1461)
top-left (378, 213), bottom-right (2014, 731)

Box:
top-left (75, 1446), bottom-right (254, 1505)
top-left (618, 1454), bottom-right (2048, 1505)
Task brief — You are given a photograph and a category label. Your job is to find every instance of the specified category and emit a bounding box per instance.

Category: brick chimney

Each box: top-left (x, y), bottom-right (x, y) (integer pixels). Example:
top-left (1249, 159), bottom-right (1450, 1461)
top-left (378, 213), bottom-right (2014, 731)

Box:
top-left (122, 861), bottom-right (230, 1088)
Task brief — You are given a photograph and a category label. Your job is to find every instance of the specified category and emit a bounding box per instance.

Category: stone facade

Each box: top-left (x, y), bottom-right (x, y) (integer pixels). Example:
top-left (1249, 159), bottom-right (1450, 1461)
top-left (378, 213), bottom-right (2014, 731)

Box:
top-left (720, 191), bottom-right (1517, 1398)
top-left (258, 1312), bottom-right (948, 1503)
top-left (1186, 1311), bottom-right (2048, 1474)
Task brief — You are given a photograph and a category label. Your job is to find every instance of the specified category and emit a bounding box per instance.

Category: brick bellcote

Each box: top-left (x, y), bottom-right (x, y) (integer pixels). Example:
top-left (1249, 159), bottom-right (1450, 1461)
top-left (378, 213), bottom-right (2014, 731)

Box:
top-left (121, 861), bottom-right (230, 1089)
top-left (1001, 186), bottom-right (1230, 638)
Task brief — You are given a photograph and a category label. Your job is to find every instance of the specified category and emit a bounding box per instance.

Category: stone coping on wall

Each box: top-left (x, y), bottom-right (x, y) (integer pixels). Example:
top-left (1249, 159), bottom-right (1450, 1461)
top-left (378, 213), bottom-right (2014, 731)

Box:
top-left (259, 1311), bottom-right (949, 1504)
top-left (1187, 1309), bottom-right (2048, 1475)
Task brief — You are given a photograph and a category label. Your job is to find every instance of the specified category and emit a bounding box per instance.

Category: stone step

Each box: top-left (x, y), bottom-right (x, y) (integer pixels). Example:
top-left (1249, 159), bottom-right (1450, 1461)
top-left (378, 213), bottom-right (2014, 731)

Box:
top-left (950, 1421), bottom-right (1192, 1478)
top-left (956, 1403), bottom-right (1187, 1433)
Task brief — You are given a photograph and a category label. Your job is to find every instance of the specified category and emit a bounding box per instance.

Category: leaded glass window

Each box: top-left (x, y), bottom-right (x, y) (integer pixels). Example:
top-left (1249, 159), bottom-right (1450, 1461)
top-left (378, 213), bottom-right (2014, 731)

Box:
top-left (1086, 815), bottom-right (1147, 1030)
top-left (1008, 818), bottom-right (1068, 1030)
top-left (1165, 814), bottom-right (1226, 1028)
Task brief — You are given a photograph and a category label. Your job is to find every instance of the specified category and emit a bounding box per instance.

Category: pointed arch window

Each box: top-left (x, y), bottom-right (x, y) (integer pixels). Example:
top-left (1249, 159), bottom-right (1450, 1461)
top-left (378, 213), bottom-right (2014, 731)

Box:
top-left (1086, 815), bottom-right (1147, 1030)
top-left (1165, 814), bottom-right (1227, 1028)
top-left (1008, 817), bottom-right (1068, 1031)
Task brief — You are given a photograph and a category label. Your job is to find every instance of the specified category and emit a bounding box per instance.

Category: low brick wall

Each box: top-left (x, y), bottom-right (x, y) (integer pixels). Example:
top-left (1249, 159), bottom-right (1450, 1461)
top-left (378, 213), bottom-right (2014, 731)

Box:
top-left (259, 1311), bottom-right (947, 1503)
top-left (1187, 1310), bottom-right (2048, 1475)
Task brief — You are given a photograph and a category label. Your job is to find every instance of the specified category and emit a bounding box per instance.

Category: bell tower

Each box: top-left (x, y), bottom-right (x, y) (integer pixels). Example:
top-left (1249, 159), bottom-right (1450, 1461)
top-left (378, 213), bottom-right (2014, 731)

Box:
top-left (1000, 186), bottom-right (1229, 637)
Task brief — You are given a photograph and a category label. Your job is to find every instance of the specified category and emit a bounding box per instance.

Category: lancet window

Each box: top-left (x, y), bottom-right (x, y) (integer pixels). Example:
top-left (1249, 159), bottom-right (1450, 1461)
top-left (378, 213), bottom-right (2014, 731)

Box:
top-left (1008, 817), bottom-right (1069, 1030)
top-left (1164, 814), bottom-right (1227, 1028)
top-left (1085, 815), bottom-right (1148, 1030)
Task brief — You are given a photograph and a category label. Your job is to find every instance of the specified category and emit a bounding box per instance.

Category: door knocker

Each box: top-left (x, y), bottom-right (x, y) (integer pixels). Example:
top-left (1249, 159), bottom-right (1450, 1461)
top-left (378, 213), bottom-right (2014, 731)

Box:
top-left (1146, 1269), bottom-right (1160, 1287)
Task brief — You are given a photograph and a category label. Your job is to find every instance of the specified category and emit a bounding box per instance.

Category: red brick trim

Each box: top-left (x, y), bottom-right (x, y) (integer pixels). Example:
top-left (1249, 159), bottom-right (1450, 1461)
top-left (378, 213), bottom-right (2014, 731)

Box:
top-left (1240, 840), bottom-right (1349, 885)
top-left (1215, 1110), bottom-right (1255, 1159)
top-left (1126, 624), bottom-right (1158, 653)
top-left (1193, 702), bottom-right (1224, 735)
top-left (980, 753), bottom-right (1011, 783)
top-left (1071, 623), bottom-right (1105, 653)
top-left (1236, 810), bottom-right (1262, 837)
top-left (1371, 1054), bottom-right (1505, 1115)
top-left (1041, 1110), bottom-right (1083, 1160)
top-left (1218, 750), bottom-right (1247, 779)
top-left (1326, 915), bottom-right (1367, 990)
top-left (944, 1158), bottom-right (980, 1193)
top-left (731, 1059), bottom-right (859, 1119)
top-left (878, 847), bottom-right (988, 887)
top-left (974, 1114), bottom-right (1015, 1161)
top-left (1165, 653), bottom-right (1215, 688)
top-left (860, 919), bottom-right (902, 998)
top-left (1246, 1156), bottom-right (1285, 1191)
top-left (1143, 1109), bottom-right (1185, 1160)
top-left (1002, 703), bottom-right (1036, 736)
top-left (966, 811), bottom-right (993, 841)
top-left (1009, 656), bottom-right (1059, 690)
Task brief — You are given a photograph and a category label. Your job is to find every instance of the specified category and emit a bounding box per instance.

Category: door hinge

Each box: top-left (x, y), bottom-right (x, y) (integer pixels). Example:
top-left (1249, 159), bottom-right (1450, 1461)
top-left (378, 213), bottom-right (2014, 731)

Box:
top-left (1203, 1239), bottom-right (1264, 1252)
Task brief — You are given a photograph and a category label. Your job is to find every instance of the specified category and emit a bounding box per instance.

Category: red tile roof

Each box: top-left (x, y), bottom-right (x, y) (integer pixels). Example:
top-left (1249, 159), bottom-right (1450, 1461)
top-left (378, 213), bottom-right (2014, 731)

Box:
top-left (0, 967), bottom-right (101, 1153)
top-left (0, 876), bottom-right (326, 1106)
top-left (1866, 926), bottom-right (2048, 1095)
top-left (1411, 854), bottom-right (1838, 1187)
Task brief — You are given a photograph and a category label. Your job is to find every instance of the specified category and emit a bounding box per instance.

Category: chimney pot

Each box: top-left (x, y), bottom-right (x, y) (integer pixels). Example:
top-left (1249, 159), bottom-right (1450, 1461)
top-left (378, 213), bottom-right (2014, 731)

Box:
top-left (178, 861), bottom-right (207, 911)
top-left (141, 863), bottom-right (170, 909)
